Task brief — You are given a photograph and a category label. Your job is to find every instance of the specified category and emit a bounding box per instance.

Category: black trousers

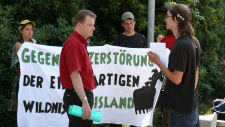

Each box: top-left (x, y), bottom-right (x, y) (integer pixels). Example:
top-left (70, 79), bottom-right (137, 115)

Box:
top-left (63, 89), bottom-right (94, 127)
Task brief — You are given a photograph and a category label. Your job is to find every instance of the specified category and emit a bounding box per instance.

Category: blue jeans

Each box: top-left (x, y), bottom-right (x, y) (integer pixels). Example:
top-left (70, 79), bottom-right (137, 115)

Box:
top-left (170, 109), bottom-right (200, 127)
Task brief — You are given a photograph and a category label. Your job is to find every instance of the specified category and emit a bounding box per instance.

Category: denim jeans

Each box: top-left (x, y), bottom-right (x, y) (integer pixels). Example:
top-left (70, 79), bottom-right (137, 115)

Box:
top-left (63, 89), bottom-right (94, 127)
top-left (170, 109), bottom-right (200, 127)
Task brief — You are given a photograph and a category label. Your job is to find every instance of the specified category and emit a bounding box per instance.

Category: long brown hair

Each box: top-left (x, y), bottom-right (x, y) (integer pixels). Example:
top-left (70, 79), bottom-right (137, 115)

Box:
top-left (170, 10), bottom-right (195, 38)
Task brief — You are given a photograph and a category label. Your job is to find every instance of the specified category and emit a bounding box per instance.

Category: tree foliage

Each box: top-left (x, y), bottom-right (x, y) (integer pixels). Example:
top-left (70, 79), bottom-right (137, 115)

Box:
top-left (0, 0), bottom-right (224, 126)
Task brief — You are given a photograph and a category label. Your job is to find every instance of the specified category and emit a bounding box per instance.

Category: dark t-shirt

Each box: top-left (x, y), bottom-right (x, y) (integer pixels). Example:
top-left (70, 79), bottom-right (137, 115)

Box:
top-left (113, 32), bottom-right (147, 48)
top-left (163, 35), bottom-right (200, 113)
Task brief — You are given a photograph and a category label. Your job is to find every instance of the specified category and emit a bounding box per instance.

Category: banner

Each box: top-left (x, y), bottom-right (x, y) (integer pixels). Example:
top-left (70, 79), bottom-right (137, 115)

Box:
top-left (17, 43), bottom-right (67, 127)
top-left (17, 43), bottom-right (169, 127)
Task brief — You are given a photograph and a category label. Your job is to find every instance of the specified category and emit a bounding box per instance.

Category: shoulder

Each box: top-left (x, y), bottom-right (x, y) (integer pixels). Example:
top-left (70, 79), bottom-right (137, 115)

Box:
top-left (63, 38), bottom-right (83, 53)
top-left (174, 36), bottom-right (197, 54)
top-left (177, 36), bottom-right (192, 46)
top-left (192, 36), bottom-right (201, 55)
top-left (31, 38), bottom-right (37, 44)
top-left (165, 35), bottom-right (176, 40)
top-left (14, 42), bottom-right (22, 53)
top-left (135, 32), bottom-right (145, 38)
top-left (192, 36), bottom-right (201, 48)
top-left (113, 34), bottom-right (123, 45)
top-left (172, 37), bottom-right (189, 52)
top-left (14, 42), bottom-right (22, 48)
top-left (163, 35), bottom-right (176, 42)
top-left (115, 34), bottom-right (124, 39)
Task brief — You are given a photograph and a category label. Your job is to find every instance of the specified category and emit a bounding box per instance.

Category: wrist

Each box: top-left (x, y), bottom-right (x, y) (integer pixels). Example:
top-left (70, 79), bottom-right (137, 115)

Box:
top-left (81, 96), bottom-right (88, 103)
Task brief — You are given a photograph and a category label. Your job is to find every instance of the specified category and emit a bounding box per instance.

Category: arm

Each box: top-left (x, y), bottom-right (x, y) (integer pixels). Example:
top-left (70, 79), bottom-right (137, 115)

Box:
top-left (70, 70), bottom-right (91, 120)
top-left (14, 42), bottom-right (22, 54)
top-left (112, 39), bottom-right (118, 46)
top-left (195, 67), bottom-right (199, 89)
top-left (113, 35), bottom-right (120, 46)
top-left (141, 34), bottom-right (148, 48)
top-left (147, 51), bottom-right (183, 85)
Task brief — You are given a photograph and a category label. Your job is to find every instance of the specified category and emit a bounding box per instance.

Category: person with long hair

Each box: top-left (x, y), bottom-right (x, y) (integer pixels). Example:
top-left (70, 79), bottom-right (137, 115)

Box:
top-left (148, 3), bottom-right (201, 127)
top-left (8, 20), bottom-right (36, 111)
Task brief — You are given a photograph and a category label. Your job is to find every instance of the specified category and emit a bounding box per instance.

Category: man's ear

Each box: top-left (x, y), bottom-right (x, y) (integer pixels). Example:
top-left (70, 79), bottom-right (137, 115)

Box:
top-left (174, 17), bottom-right (178, 23)
top-left (77, 22), bottom-right (82, 29)
top-left (121, 22), bottom-right (124, 27)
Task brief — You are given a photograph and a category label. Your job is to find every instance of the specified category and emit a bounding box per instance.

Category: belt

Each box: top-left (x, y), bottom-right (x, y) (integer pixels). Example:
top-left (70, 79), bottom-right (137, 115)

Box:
top-left (84, 89), bottom-right (93, 92)
top-left (66, 89), bottom-right (93, 93)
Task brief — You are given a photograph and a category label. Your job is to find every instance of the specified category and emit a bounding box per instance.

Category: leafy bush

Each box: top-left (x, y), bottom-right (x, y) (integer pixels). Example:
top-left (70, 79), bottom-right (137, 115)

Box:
top-left (0, 4), bottom-right (17, 127)
top-left (189, 0), bottom-right (225, 100)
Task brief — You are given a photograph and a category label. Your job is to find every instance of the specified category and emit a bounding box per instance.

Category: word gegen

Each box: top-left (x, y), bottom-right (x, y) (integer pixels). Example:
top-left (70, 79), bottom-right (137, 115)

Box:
top-left (21, 48), bottom-right (59, 66)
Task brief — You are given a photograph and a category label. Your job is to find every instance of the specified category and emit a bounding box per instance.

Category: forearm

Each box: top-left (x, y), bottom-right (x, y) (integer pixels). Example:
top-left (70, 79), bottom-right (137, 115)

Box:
top-left (156, 61), bottom-right (183, 85)
top-left (147, 51), bottom-right (183, 85)
top-left (70, 70), bottom-right (91, 120)
top-left (70, 70), bottom-right (86, 100)
top-left (195, 67), bottom-right (199, 89)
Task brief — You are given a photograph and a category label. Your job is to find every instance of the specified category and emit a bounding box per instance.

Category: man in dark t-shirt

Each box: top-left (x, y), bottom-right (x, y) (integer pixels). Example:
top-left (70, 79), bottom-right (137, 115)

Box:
top-left (113, 12), bottom-right (147, 48)
top-left (110, 12), bottom-right (147, 127)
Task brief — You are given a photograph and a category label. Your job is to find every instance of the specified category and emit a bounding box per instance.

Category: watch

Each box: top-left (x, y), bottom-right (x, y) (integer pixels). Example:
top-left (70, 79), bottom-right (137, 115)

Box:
top-left (81, 96), bottom-right (87, 102)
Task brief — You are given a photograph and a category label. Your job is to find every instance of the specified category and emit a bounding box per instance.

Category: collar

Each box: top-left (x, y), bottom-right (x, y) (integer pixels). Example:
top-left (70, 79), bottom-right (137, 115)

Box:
top-left (73, 31), bottom-right (88, 47)
top-left (122, 31), bottom-right (136, 36)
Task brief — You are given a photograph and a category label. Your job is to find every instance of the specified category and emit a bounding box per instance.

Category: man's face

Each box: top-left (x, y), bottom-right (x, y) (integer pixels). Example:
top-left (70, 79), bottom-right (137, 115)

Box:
top-left (122, 19), bottom-right (135, 33)
top-left (79, 15), bottom-right (95, 39)
top-left (165, 10), bottom-right (176, 30)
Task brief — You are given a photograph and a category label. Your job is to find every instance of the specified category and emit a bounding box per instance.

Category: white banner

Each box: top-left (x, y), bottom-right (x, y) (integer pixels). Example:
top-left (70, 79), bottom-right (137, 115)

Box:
top-left (17, 43), bottom-right (168, 127)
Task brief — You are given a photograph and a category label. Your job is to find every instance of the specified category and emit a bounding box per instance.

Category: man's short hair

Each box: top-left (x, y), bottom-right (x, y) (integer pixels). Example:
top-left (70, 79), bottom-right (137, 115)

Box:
top-left (73, 10), bottom-right (97, 28)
